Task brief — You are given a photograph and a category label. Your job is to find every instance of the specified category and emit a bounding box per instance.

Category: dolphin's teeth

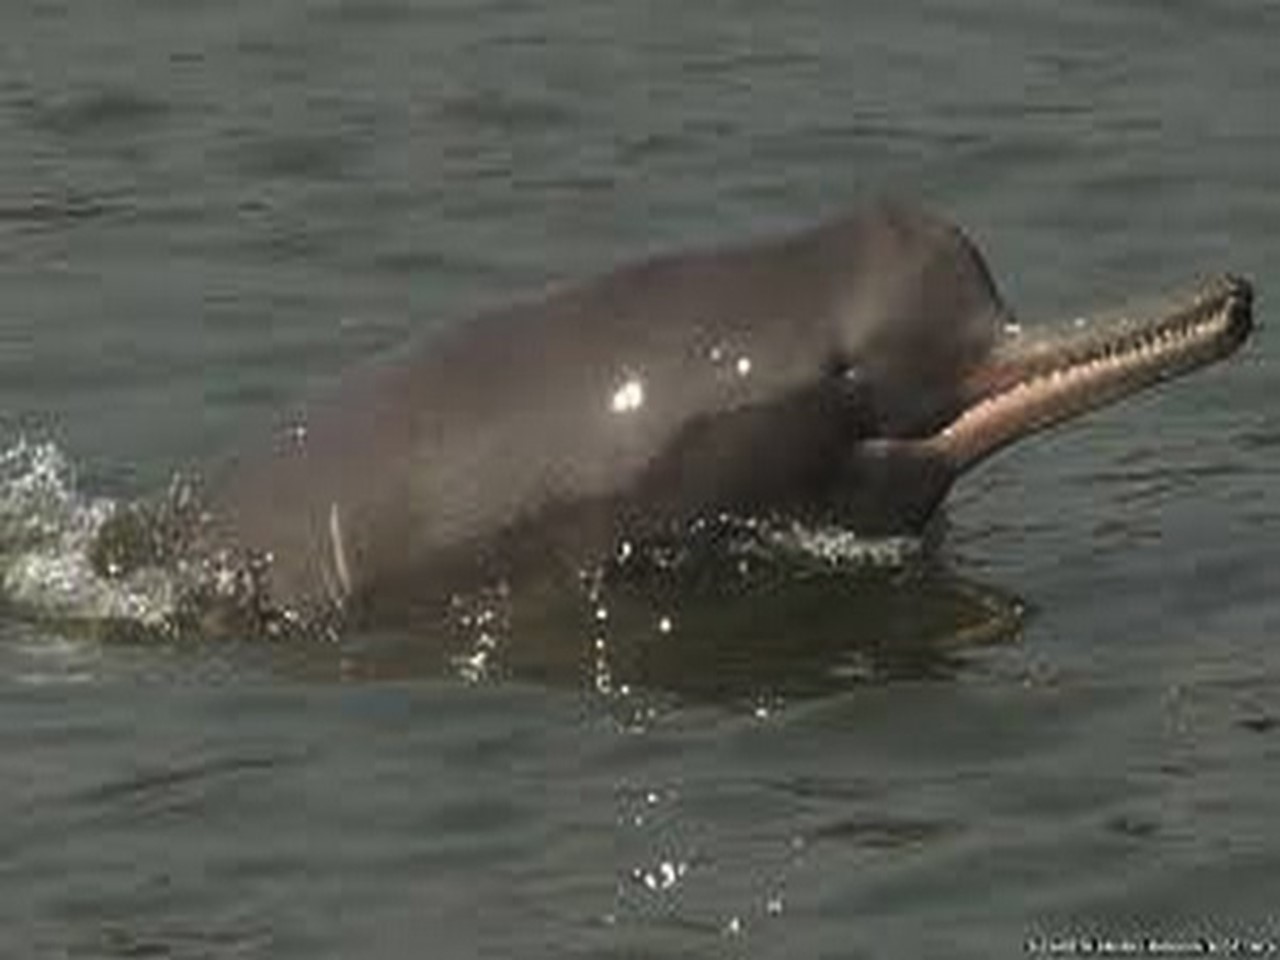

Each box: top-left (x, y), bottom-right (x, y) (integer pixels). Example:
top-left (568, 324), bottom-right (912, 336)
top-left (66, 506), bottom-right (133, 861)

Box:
top-left (943, 284), bottom-right (1243, 470)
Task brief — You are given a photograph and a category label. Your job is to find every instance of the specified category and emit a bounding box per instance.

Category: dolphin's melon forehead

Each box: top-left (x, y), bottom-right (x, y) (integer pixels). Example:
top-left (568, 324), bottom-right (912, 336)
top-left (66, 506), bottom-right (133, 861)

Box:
top-left (826, 204), bottom-right (1009, 377)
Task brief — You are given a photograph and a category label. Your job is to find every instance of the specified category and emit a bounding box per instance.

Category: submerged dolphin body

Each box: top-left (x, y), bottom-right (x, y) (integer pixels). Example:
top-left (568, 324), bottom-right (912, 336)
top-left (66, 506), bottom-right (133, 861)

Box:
top-left (195, 205), bottom-right (1253, 622)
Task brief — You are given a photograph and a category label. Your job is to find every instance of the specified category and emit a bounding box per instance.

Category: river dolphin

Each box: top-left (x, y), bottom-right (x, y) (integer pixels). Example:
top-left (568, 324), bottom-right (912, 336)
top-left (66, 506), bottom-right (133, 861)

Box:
top-left (178, 203), bottom-right (1252, 624)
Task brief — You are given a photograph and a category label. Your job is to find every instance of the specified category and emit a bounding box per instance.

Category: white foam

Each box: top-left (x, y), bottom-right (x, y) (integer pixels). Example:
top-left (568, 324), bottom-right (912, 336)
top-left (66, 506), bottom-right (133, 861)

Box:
top-left (0, 438), bottom-right (177, 629)
top-left (757, 518), bottom-right (922, 569)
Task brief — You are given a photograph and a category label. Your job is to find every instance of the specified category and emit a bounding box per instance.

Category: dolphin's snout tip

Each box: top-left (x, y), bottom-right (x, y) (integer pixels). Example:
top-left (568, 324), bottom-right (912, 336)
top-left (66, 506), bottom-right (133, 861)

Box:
top-left (1222, 272), bottom-right (1253, 304)
top-left (1220, 273), bottom-right (1255, 342)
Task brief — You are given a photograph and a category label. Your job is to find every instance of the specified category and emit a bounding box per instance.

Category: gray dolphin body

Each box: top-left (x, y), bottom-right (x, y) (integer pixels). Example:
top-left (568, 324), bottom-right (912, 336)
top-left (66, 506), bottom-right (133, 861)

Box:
top-left (198, 204), bottom-right (1253, 621)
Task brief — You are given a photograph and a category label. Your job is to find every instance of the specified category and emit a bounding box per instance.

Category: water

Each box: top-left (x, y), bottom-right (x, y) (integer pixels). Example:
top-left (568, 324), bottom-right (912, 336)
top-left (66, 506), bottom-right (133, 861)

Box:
top-left (2, 1), bottom-right (1278, 956)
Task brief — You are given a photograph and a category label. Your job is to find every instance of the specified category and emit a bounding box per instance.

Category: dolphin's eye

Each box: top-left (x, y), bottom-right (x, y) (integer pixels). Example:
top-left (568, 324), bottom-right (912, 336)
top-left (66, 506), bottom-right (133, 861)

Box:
top-left (823, 353), bottom-right (853, 379)
top-left (826, 353), bottom-right (871, 397)
top-left (825, 354), bottom-right (883, 435)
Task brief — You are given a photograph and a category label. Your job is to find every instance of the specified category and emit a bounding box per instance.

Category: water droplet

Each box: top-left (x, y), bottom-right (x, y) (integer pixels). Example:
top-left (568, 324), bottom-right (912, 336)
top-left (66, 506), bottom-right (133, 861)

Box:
top-left (609, 377), bottom-right (645, 413)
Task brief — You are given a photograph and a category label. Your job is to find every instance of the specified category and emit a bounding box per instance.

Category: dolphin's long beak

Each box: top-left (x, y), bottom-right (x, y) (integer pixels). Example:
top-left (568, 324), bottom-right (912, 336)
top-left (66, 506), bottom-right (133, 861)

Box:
top-left (931, 274), bottom-right (1254, 471)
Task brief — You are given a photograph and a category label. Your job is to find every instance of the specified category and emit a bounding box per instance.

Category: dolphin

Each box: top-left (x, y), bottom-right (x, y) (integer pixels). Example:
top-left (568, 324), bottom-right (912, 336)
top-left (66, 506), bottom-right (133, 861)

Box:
top-left (162, 203), bottom-right (1252, 624)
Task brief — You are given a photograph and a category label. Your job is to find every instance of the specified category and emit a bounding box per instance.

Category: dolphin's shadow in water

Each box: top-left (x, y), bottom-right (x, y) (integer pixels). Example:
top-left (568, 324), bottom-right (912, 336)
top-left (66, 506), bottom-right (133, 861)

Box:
top-left (43, 532), bottom-right (1026, 701)
top-left (316, 524), bottom-right (1025, 704)
top-left (70, 478), bottom-right (1024, 700)
top-left (41, 470), bottom-right (1005, 701)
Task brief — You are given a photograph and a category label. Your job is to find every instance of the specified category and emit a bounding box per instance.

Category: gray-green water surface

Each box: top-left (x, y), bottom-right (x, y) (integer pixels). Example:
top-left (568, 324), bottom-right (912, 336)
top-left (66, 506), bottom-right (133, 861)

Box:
top-left (1, 2), bottom-right (1277, 957)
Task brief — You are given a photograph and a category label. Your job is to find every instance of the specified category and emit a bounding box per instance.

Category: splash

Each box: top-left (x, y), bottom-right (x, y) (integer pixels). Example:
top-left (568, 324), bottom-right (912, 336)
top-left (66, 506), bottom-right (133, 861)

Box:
top-left (757, 520), bottom-right (923, 570)
top-left (0, 439), bottom-right (177, 631)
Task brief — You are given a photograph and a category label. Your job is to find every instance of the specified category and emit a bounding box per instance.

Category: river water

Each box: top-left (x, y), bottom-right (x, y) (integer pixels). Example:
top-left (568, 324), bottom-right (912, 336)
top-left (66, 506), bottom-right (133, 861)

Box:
top-left (1, 1), bottom-right (1277, 957)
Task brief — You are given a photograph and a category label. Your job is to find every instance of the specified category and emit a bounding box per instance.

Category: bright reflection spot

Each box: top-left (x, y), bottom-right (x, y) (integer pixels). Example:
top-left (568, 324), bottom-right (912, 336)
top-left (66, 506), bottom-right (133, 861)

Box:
top-left (725, 917), bottom-right (744, 936)
top-left (735, 356), bottom-right (752, 377)
top-left (610, 377), bottom-right (645, 414)
top-left (1002, 321), bottom-right (1022, 336)
top-left (214, 566), bottom-right (237, 594)
top-left (657, 615), bottom-right (673, 634)
top-left (708, 344), bottom-right (725, 363)
top-left (636, 859), bottom-right (688, 892)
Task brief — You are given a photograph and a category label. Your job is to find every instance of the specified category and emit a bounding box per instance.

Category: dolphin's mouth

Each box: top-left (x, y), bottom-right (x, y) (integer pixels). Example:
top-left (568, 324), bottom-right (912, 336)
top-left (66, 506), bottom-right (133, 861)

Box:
top-left (932, 274), bottom-right (1254, 469)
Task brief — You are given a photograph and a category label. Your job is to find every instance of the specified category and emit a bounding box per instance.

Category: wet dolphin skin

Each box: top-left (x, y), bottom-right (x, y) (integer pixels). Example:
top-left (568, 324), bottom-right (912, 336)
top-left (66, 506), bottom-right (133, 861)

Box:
top-left (197, 204), bottom-right (1253, 621)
